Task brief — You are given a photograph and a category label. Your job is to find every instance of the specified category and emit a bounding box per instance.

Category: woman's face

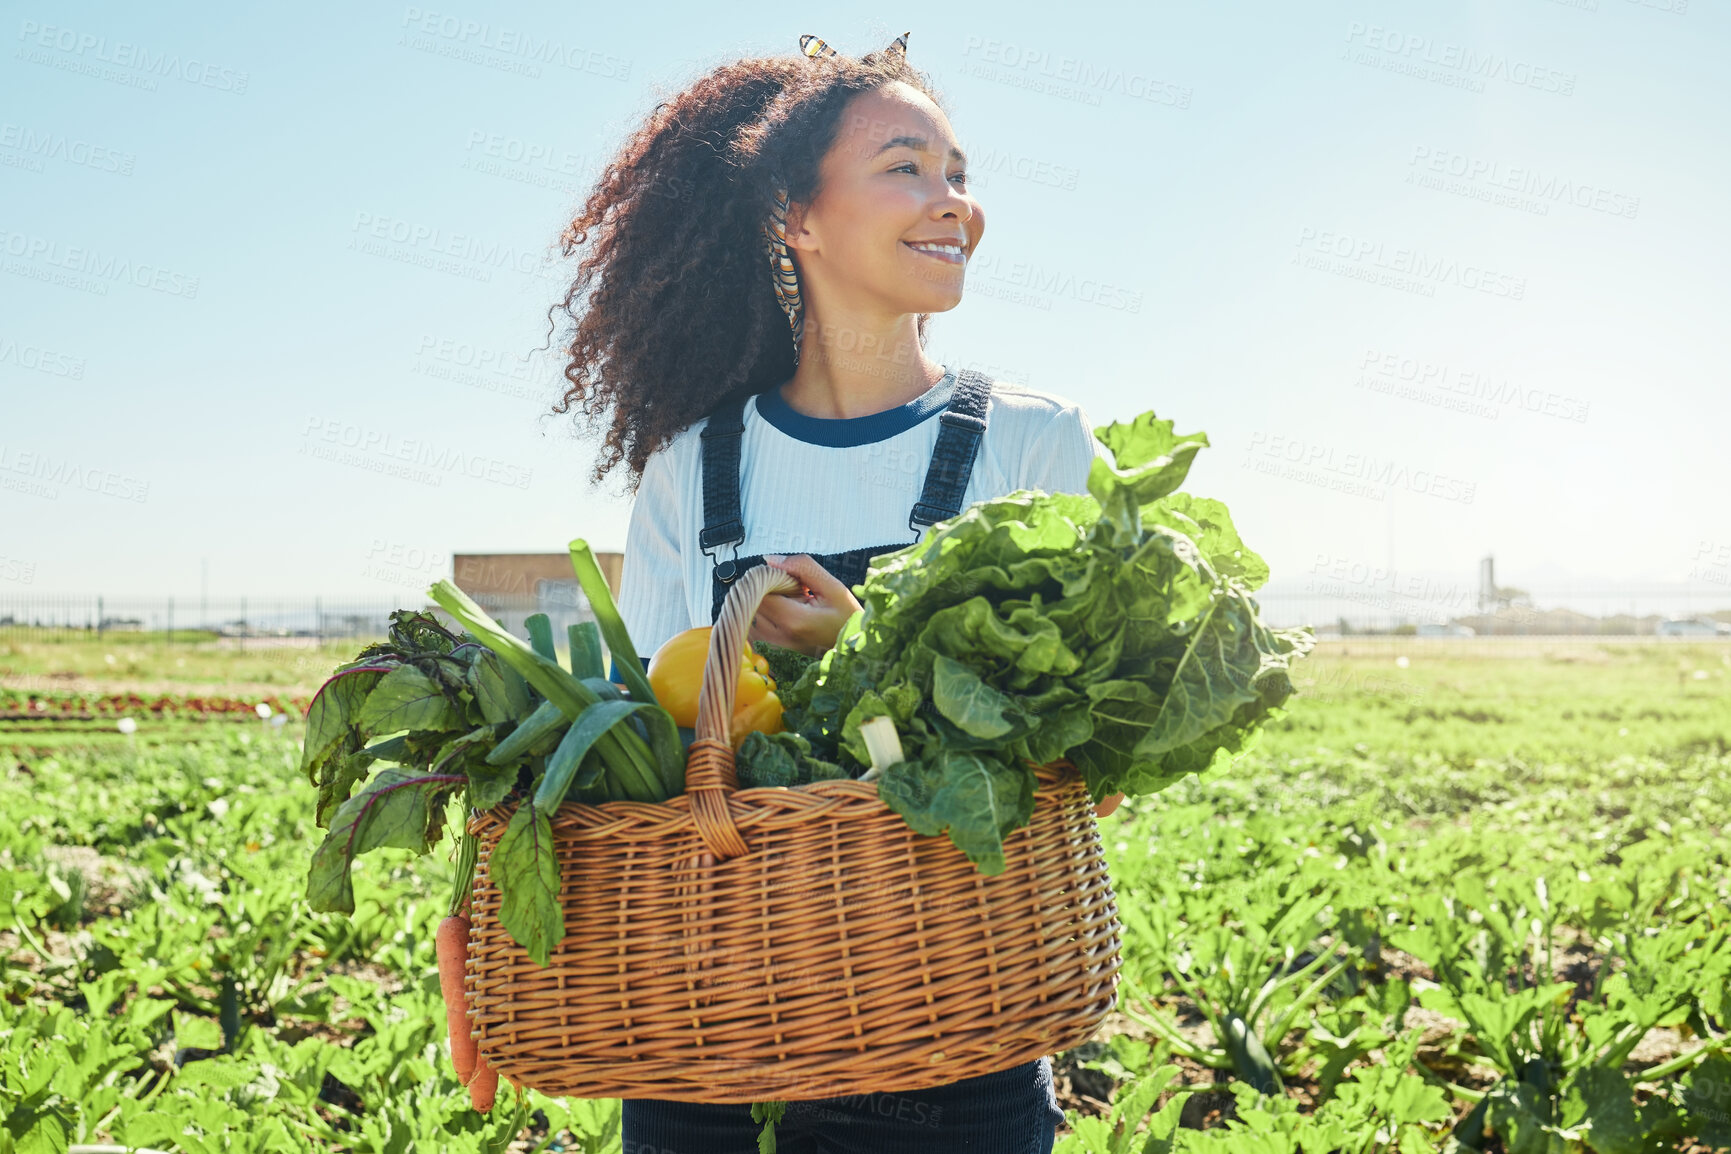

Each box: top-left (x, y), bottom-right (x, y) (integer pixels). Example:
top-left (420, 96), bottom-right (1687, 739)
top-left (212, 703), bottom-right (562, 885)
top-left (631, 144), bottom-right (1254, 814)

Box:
top-left (786, 83), bottom-right (984, 325)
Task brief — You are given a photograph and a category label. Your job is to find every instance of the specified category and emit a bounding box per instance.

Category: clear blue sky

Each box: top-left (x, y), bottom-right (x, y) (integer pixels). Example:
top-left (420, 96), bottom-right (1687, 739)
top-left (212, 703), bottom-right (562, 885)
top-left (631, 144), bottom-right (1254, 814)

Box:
top-left (4, 0), bottom-right (1726, 605)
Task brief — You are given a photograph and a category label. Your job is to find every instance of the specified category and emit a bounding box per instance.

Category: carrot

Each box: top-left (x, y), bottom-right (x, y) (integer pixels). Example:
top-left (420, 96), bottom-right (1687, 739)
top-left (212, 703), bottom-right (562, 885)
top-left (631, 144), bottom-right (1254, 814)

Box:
top-left (469, 1052), bottom-right (499, 1111)
top-left (436, 914), bottom-right (477, 1085)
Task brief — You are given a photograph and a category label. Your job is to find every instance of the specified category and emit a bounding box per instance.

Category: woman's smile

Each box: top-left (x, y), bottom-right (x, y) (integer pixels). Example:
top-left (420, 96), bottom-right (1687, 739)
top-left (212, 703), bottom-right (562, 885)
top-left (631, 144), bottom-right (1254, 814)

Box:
top-left (903, 238), bottom-right (967, 265)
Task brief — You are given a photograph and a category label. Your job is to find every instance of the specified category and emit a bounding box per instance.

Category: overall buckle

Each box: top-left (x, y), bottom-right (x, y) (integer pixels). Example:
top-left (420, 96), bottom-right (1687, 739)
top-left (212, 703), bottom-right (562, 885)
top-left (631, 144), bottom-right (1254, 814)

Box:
top-left (703, 540), bottom-right (743, 583)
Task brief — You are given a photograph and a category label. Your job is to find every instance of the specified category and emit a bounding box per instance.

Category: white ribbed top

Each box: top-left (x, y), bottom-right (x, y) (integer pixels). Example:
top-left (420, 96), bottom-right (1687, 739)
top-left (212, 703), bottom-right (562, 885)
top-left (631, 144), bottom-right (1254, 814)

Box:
top-left (616, 369), bottom-right (1105, 658)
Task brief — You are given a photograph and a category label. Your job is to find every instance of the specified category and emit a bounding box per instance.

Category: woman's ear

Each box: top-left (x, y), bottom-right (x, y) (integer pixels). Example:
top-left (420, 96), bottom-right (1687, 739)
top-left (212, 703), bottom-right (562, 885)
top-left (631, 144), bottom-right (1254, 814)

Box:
top-left (784, 199), bottom-right (814, 253)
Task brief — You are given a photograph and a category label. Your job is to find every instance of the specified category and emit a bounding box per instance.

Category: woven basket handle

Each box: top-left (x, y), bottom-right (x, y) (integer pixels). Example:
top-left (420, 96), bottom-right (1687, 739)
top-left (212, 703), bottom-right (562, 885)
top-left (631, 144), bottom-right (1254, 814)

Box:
top-left (684, 564), bottom-right (801, 861)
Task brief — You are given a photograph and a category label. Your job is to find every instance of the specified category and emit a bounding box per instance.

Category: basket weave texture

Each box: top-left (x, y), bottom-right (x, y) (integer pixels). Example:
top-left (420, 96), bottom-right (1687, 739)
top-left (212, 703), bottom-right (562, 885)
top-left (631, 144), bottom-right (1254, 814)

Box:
top-left (461, 567), bottom-right (1123, 1102)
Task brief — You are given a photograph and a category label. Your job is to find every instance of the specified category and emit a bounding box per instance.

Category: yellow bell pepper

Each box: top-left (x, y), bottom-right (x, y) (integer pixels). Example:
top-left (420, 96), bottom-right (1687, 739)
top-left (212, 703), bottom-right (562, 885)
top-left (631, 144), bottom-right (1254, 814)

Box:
top-left (647, 626), bottom-right (783, 749)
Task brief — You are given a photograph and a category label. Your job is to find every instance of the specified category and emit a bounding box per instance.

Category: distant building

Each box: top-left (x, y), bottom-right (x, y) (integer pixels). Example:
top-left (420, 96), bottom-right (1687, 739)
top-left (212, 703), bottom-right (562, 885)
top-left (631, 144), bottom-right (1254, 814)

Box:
top-left (451, 552), bottom-right (623, 639)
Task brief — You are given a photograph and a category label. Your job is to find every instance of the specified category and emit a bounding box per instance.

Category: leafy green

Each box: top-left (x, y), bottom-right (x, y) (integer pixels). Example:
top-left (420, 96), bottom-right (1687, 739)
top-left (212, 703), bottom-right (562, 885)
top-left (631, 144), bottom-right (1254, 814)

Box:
top-left (356, 666), bottom-right (463, 735)
top-left (877, 750), bottom-right (1035, 875)
top-left (306, 769), bottom-right (467, 914)
top-left (492, 805), bottom-right (563, 967)
top-left (534, 701), bottom-right (649, 816)
top-left (431, 580), bottom-right (673, 802)
top-left (299, 592), bottom-right (680, 965)
top-left (735, 731), bottom-right (847, 789)
top-left (745, 409), bottom-right (1314, 871)
top-left (471, 650), bottom-right (531, 725)
top-left (484, 700), bottom-right (567, 766)
top-left (1682, 1056), bottom-right (1731, 1149)
top-left (752, 640), bottom-right (816, 696)
top-left (301, 667), bottom-right (385, 784)
top-left (750, 1100), bottom-right (787, 1154)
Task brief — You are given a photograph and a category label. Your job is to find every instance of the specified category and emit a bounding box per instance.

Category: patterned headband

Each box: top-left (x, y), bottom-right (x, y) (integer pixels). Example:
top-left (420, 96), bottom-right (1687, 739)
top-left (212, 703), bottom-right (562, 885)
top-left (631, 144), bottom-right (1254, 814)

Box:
top-left (764, 31), bottom-right (911, 362)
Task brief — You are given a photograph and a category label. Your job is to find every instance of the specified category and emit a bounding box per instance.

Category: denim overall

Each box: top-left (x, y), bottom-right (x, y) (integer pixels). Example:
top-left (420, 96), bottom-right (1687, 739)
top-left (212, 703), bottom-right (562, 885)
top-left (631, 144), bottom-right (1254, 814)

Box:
top-left (699, 368), bottom-right (996, 622)
top-left (621, 367), bottom-right (1066, 1152)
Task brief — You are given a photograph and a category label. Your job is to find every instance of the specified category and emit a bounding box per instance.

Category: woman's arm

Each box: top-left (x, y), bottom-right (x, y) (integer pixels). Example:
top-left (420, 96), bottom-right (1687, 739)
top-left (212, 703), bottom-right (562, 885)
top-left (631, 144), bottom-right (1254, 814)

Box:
top-left (615, 448), bottom-right (691, 666)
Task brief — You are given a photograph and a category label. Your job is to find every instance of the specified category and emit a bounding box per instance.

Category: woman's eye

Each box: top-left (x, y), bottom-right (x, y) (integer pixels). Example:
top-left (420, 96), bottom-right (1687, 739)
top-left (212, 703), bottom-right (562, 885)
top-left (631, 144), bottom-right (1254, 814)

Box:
top-left (890, 162), bottom-right (969, 187)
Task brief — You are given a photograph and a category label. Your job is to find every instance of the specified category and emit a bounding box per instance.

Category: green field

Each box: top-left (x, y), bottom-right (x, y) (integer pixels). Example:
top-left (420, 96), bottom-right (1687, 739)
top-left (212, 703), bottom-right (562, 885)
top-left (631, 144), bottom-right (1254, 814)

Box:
top-left (0, 630), bottom-right (359, 694)
top-left (3, 639), bottom-right (1728, 1152)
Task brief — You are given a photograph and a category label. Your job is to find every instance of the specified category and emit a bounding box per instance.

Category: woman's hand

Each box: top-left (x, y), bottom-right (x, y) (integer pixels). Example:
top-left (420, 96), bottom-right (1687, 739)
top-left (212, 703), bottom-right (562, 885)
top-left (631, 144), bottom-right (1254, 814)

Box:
top-left (748, 554), bottom-right (862, 657)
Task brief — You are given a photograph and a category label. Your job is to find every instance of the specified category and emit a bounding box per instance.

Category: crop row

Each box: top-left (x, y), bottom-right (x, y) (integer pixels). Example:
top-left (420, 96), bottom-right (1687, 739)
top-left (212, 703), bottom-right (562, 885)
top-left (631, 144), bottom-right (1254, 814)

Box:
top-left (0, 689), bottom-right (311, 720)
top-left (1, 720), bottom-right (1727, 1152)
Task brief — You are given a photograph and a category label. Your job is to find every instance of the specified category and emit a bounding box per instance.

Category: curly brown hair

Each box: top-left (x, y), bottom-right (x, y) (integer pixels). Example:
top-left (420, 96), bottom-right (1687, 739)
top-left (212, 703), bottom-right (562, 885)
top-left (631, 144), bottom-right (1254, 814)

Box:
top-left (547, 40), bottom-right (948, 492)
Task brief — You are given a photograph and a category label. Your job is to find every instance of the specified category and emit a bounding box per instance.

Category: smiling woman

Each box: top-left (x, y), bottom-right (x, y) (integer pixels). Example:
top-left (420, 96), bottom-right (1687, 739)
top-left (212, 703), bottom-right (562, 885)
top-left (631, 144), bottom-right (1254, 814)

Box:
top-left (547, 29), bottom-right (1111, 1154)
top-left (546, 33), bottom-right (959, 488)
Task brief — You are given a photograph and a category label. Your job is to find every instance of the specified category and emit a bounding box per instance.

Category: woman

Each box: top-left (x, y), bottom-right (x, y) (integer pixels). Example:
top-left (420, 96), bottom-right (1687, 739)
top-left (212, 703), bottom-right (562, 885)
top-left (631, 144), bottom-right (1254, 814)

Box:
top-left (551, 30), bottom-right (1120, 1153)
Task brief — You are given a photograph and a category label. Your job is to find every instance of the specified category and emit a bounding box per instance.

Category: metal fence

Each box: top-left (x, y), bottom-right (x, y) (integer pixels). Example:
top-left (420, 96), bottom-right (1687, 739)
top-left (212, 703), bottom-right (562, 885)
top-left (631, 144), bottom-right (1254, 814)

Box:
top-left (1256, 584), bottom-right (1731, 637)
top-left (0, 591), bottom-right (597, 645)
top-left (3, 585), bottom-right (1730, 643)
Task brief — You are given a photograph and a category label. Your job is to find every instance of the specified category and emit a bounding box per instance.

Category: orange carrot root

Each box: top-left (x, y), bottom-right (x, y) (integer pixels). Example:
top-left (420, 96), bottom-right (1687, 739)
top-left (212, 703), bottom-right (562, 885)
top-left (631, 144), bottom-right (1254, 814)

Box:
top-left (469, 1052), bottom-right (499, 1111)
top-left (436, 914), bottom-right (477, 1085)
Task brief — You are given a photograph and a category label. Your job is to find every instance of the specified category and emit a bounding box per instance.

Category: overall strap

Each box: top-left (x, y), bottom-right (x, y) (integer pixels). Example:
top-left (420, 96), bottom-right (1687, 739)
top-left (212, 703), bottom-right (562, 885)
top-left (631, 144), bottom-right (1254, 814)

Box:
top-left (698, 394), bottom-right (748, 580)
top-left (908, 369), bottom-right (995, 531)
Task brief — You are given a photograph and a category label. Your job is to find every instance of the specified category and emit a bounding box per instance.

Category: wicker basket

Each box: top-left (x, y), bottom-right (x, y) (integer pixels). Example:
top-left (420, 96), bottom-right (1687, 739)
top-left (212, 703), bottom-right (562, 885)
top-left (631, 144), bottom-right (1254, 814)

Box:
top-left (461, 566), bottom-right (1122, 1103)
